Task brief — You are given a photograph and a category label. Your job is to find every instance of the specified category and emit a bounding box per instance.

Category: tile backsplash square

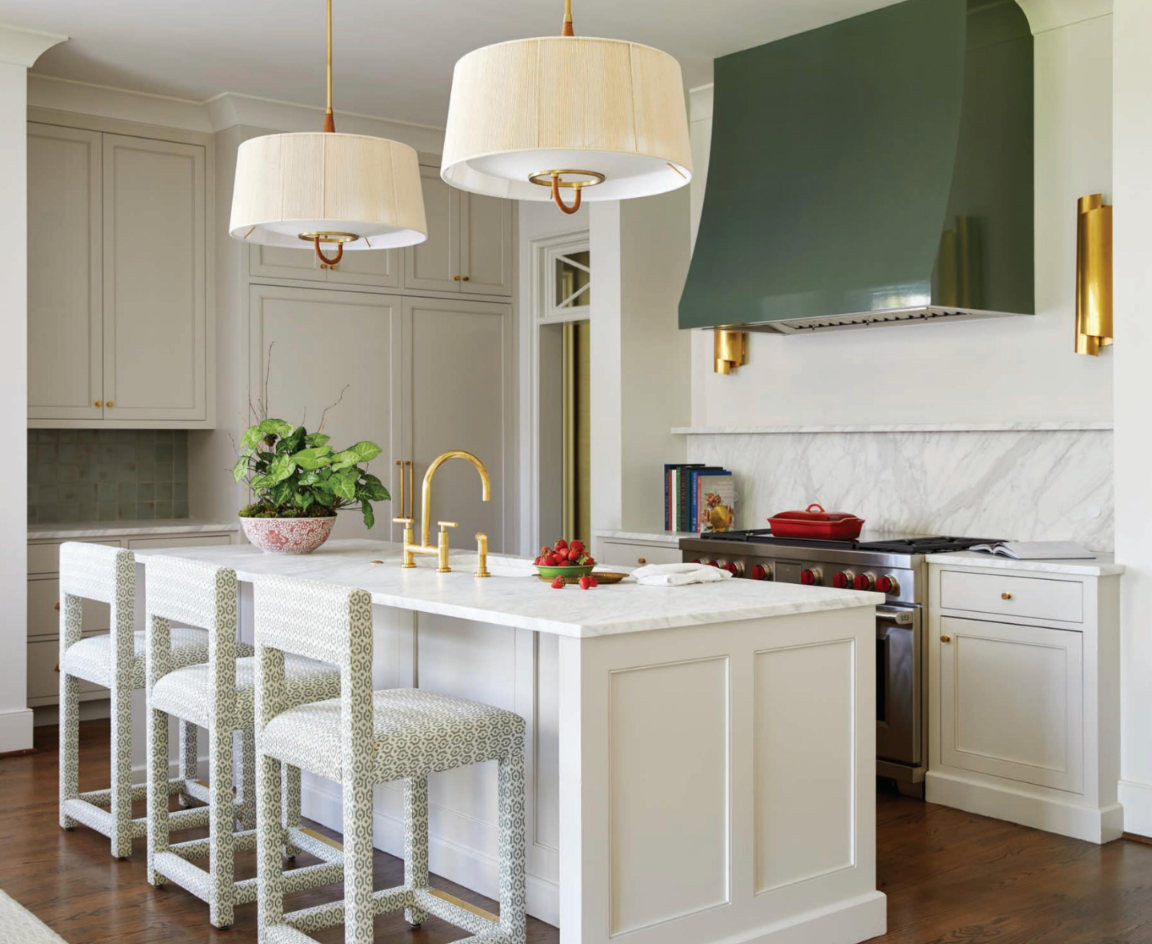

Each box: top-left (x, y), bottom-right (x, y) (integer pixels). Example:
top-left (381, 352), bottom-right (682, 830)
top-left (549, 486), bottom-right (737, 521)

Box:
top-left (28, 429), bottom-right (190, 524)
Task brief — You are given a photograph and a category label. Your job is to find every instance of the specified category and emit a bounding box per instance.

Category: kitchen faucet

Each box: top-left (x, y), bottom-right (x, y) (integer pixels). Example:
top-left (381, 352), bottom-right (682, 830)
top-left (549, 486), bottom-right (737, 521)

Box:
top-left (393, 450), bottom-right (491, 576)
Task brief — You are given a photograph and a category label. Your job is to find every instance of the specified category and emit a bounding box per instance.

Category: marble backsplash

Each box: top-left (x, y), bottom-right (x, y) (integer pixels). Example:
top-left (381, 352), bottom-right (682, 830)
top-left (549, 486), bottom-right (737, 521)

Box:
top-left (686, 427), bottom-right (1114, 550)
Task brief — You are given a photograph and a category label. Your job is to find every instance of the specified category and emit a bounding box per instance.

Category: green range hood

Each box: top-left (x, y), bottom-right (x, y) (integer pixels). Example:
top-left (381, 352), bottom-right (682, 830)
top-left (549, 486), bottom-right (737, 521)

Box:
top-left (679, 0), bottom-right (1034, 334)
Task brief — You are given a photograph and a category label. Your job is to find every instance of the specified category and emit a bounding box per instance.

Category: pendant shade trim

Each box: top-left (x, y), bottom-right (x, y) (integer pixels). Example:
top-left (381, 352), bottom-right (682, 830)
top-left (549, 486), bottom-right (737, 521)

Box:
top-left (230, 131), bottom-right (428, 250)
top-left (441, 35), bottom-right (692, 202)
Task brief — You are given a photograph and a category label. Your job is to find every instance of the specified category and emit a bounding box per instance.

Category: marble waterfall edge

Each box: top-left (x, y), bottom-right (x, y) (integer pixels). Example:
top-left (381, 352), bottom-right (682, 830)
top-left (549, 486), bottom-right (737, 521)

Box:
top-left (687, 428), bottom-right (1114, 550)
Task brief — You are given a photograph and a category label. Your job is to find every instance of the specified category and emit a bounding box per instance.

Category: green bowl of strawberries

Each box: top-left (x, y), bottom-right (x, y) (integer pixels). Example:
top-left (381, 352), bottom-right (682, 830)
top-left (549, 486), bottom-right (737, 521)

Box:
top-left (535, 539), bottom-right (596, 580)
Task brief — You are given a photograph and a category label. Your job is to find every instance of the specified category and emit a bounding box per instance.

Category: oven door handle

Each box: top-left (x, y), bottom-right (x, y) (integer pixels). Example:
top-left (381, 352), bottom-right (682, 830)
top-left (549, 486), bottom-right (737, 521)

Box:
top-left (876, 608), bottom-right (914, 625)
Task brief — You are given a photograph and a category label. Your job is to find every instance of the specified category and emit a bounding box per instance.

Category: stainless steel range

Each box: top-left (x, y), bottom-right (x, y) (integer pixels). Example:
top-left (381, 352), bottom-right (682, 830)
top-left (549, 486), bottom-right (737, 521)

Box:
top-left (679, 530), bottom-right (1001, 797)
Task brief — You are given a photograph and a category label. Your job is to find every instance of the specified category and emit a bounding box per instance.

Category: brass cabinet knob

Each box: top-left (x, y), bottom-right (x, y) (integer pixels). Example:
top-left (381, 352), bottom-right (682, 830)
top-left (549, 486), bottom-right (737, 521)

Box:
top-left (1001, 592), bottom-right (1013, 600)
top-left (940, 635), bottom-right (952, 643)
top-left (638, 558), bottom-right (647, 565)
top-left (462, 276), bottom-right (470, 281)
top-left (454, 275), bottom-right (461, 281)
top-left (54, 601), bottom-right (60, 610)
top-left (106, 401), bottom-right (114, 407)
top-left (95, 400), bottom-right (102, 407)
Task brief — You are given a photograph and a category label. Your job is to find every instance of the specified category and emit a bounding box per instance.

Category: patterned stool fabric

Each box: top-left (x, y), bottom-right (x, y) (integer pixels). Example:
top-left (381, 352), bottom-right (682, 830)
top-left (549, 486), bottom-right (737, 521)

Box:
top-left (145, 556), bottom-right (344, 929)
top-left (58, 542), bottom-right (219, 859)
top-left (254, 574), bottom-right (528, 944)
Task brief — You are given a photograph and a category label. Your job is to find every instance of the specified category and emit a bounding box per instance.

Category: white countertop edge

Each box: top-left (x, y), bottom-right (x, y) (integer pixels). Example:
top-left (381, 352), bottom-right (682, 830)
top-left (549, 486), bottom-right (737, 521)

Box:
top-left (925, 550), bottom-right (1124, 577)
top-left (29, 519), bottom-right (241, 540)
top-left (671, 422), bottom-right (1114, 435)
top-left (595, 529), bottom-right (698, 545)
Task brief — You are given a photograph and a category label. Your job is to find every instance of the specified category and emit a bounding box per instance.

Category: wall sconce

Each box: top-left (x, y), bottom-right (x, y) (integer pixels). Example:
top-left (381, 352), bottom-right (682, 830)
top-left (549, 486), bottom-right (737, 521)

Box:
top-left (714, 329), bottom-right (747, 374)
top-left (1075, 193), bottom-right (1113, 356)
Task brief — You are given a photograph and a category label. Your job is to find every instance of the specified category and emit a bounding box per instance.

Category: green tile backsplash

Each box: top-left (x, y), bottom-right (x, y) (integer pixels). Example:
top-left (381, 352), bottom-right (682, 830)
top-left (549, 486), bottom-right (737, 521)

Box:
top-left (27, 429), bottom-right (189, 524)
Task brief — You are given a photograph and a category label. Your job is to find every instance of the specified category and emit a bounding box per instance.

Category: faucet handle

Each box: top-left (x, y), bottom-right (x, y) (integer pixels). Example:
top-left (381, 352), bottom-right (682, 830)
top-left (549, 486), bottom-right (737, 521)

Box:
top-left (438, 520), bottom-right (459, 532)
top-left (392, 516), bottom-right (414, 526)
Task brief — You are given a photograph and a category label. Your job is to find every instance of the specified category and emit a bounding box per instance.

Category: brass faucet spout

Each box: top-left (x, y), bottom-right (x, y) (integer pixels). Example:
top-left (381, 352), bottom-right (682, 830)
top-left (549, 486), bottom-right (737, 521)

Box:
top-left (419, 450), bottom-right (491, 549)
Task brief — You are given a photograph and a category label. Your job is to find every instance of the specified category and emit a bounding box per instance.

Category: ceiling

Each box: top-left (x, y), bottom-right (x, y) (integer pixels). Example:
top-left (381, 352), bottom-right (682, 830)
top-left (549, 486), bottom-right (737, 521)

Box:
top-left (4, 0), bottom-right (903, 128)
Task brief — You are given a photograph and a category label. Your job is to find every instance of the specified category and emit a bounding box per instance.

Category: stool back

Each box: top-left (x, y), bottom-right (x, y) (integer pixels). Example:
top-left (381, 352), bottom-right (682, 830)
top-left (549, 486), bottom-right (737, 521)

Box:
top-left (144, 555), bottom-right (238, 708)
top-left (59, 542), bottom-right (136, 674)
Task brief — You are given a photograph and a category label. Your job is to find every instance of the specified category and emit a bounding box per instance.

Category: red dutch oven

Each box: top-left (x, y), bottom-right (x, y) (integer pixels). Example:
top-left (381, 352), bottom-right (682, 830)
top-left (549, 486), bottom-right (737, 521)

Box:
top-left (767, 503), bottom-right (865, 540)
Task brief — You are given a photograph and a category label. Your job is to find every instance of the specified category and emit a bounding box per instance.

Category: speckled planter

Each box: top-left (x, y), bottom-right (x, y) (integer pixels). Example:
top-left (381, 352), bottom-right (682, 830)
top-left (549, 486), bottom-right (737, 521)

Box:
top-left (240, 515), bottom-right (336, 554)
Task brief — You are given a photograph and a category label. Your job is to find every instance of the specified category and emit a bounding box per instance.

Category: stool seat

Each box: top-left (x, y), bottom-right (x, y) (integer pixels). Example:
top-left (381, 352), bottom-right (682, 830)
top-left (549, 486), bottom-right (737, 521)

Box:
top-left (62, 627), bottom-right (249, 689)
top-left (262, 688), bottom-right (525, 784)
top-left (152, 653), bottom-right (339, 730)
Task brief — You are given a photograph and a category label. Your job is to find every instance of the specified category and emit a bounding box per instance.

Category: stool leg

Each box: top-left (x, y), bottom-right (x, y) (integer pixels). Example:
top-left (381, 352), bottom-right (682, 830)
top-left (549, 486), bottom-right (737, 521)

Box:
top-left (282, 763), bottom-right (301, 858)
top-left (343, 769), bottom-right (375, 944)
top-left (146, 702), bottom-right (169, 886)
top-left (497, 750), bottom-right (528, 944)
top-left (109, 680), bottom-right (134, 859)
top-left (236, 727), bottom-right (257, 831)
top-left (59, 672), bottom-right (79, 830)
top-left (256, 752), bottom-right (284, 943)
top-left (178, 720), bottom-right (198, 806)
top-left (404, 776), bottom-right (430, 927)
top-left (208, 718), bottom-right (236, 928)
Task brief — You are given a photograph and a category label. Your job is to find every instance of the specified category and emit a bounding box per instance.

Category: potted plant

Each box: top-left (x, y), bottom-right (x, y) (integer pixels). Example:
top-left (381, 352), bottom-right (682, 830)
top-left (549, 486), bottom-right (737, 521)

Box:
top-left (234, 418), bottom-right (389, 554)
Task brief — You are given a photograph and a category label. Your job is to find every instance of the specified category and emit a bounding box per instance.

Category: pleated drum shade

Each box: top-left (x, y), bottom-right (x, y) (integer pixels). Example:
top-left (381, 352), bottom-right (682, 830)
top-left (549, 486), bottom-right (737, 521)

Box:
top-left (441, 36), bottom-right (693, 202)
top-left (229, 132), bottom-right (427, 249)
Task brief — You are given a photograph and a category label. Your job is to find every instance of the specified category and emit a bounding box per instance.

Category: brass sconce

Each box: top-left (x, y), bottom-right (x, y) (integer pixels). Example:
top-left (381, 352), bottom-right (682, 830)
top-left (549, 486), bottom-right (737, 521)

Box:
top-left (1075, 193), bottom-right (1113, 356)
top-left (714, 329), bottom-right (747, 375)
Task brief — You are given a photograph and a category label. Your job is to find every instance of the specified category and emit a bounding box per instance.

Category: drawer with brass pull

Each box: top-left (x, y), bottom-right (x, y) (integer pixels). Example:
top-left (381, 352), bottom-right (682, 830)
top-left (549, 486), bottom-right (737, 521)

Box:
top-left (939, 569), bottom-right (1083, 624)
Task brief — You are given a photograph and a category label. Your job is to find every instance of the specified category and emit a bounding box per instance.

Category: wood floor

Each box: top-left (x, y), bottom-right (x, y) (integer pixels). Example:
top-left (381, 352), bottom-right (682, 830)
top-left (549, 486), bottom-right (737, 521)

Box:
top-left (3, 723), bottom-right (1152, 944)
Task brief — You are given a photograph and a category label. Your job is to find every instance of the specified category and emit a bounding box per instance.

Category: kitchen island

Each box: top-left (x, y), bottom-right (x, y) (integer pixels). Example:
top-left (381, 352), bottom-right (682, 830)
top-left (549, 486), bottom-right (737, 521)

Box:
top-left (132, 539), bottom-right (886, 944)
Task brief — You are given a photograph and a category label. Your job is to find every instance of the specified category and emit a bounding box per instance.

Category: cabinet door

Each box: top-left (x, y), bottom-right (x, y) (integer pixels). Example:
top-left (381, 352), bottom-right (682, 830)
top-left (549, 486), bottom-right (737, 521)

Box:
top-left (460, 192), bottom-right (513, 296)
top-left (249, 243), bottom-right (325, 282)
top-left (403, 166), bottom-right (460, 293)
top-left (597, 541), bottom-right (683, 568)
top-left (102, 134), bottom-right (207, 422)
top-left (403, 297), bottom-right (513, 552)
top-left (27, 123), bottom-right (104, 422)
top-left (939, 616), bottom-right (1083, 793)
top-left (326, 247), bottom-right (401, 289)
top-left (249, 285), bottom-right (402, 542)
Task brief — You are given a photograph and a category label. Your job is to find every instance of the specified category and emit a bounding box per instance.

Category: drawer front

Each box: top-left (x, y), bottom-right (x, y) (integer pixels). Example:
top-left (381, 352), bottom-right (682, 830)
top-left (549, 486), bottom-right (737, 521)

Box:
top-left (28, 578), bottom-right (112, 640)
top-left (939, 569), bottom-right (1083, 624)
top-left (28, 539), bottom-right (121, 576)
top-left (597, 541), bottom-right (683, 568)
top-left (28, 636), bottom-right (106, 700)
top-left (126, 534), bottom-right (232, 551)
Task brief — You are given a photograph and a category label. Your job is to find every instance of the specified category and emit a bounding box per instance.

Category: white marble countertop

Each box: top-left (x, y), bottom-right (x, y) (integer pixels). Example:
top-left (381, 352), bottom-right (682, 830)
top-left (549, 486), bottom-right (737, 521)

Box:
top-left (29, 519), bottom-right (240, 541)
top-left (595, 528), bottom-right (698, 546)
top-left (926, 550), bottom-right (1124, 577)
top-left (672, 421), bottom-right (1114, 435)
top-left (133, 538), bottom-right (882, 639)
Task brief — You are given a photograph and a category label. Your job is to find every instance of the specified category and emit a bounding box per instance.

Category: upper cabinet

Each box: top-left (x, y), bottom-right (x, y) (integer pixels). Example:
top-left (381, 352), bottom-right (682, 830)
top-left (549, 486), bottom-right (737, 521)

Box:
top-left (28, 121), bottom-right (213, 428)
top-left (249, 240), bottom-right (401, 289)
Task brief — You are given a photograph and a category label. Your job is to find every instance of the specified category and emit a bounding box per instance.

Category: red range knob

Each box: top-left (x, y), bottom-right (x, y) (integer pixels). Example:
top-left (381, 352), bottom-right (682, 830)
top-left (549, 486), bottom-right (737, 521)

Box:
top-left (751, 564), bottom-right (772, 581)
top-left (707, 560), bottom-right (720, 568)
top-left (722, 561), bottom-right (745, 577)
top-left (832, 571), bottom-right (855, 589)
top-left (688, 559), bottom-right (702, 565)
top-left (854, 572), bottom-right (876, 591)
top-left (800, 568), bottom-right (822, 586)
top-left (876, 574), bottom-right (899, 594)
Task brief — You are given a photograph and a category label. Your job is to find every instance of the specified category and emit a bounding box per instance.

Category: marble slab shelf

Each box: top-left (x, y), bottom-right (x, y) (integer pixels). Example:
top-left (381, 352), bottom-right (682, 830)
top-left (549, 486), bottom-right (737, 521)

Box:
top-left (925, 550), bottom-right (1124, 577)
top-left (672, 421), bottom-right (1114, 435)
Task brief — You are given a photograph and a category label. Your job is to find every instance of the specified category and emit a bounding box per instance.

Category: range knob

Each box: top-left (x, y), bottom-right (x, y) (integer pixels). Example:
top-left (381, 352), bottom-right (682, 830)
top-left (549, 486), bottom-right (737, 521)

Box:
top-left (688, 559), bottom-right (702, 565)
top-left (800, 568), bottom-right (823, 586)
top-left (721, 560), bottom-right (745, 577)
top-left (706, 560), bottom-right (721, 568)
top-left (751, 563), bottom-right (773, 581)
top-left (876, 574), bottom-right (900, 594)
top-left (854, 572), bottom-right (877, 591)
top-left (832, 570), bottom-right (855, 589)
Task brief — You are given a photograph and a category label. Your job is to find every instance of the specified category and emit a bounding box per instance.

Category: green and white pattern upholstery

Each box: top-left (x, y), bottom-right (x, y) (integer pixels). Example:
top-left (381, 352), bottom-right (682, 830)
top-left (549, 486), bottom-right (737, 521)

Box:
top-left (253, 574), bottom-right (528, 944)
top-left (58, 542), bottom-right (227, 858)
top-left (144, 555), bottom-right (344, 929)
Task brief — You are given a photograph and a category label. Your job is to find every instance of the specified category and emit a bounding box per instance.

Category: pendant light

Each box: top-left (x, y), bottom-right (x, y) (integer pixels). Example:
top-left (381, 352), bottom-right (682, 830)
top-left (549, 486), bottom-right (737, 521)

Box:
top-left (229, 0), bottom-right (427, 264)
top-left (441, 0), bottom-right (692, 214)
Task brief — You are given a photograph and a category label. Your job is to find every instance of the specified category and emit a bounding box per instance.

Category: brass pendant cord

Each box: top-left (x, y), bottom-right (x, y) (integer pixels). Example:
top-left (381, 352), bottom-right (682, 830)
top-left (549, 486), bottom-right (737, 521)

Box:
top-left (312, 0), bottom-right (344, 266)
top-left (562, 0), bottom-right (574, 36)
top-left (549, 0), bottom-right (580, 211)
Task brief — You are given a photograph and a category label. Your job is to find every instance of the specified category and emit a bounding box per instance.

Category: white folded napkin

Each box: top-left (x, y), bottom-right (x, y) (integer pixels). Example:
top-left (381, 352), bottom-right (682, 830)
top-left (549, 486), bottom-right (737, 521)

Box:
top-left (631, 563), bottom-right (734, 587)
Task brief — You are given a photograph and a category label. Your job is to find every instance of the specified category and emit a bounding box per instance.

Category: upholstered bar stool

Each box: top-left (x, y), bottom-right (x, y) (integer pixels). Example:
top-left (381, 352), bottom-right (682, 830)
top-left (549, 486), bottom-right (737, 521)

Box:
top-left (58, 542), bottom-right (233, 858)
top-left (253, 574), bottom-right (527, 944)
top-left (145, 556), bottom-right (346, 929)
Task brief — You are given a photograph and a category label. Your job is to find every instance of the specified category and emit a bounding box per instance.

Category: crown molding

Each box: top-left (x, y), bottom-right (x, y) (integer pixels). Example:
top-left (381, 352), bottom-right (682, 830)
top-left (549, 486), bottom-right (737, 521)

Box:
top-left (28, 74), bottom-right (213, 131)
top-left (1015, 0), bottom-right (1112, 34)
top-left (0, 24), bottom-right (66, 68)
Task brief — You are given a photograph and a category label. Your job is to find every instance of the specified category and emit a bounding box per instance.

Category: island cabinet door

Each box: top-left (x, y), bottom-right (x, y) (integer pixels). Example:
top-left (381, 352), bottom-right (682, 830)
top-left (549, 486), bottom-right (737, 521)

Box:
top-left (939, 616), bottom-right (1084, 793)
top-left (248, 284), bottom-right (403, 542)
top-left (400, 296), bottom-right (514, 552)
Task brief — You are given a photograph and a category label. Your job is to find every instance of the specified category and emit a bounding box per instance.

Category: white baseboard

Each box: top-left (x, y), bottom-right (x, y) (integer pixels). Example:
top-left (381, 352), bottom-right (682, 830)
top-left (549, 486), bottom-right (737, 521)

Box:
top-left (737, 891), bottom-right (886, 944)
top-left (926, 770), bottom-right (1124, 844)
top-left (301, 776), bottom-right (560, 927)
top-left (0, 707), bottom-right (34, 753)
top-left (1119, 778), bottom-right (1152, 837)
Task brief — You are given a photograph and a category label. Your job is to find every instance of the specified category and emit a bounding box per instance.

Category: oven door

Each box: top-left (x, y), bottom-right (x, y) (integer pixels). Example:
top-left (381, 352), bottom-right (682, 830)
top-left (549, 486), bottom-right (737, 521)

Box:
top-left (876, 604), bottom-right (921, 766)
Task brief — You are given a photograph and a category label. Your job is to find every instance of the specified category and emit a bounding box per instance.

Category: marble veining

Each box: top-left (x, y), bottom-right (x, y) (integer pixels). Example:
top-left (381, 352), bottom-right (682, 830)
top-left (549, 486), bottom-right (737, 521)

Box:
top-left (30, 519), bottom-right (240, 540)
top-left (686, 428), bottom-right (1114, 550)
top-left (925, 550), bottom-right (1124, 577)
top-left (133, 539), bottom-right (882, 639)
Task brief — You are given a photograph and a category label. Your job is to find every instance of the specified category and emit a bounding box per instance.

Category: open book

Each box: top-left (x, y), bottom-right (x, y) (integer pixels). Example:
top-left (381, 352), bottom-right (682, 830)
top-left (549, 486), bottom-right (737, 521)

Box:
top-left (968, 541), bottom-right (1096, 561)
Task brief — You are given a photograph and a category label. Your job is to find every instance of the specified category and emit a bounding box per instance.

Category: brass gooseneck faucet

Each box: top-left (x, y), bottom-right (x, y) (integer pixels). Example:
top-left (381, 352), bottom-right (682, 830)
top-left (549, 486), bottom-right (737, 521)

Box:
top-left (393, 450), bottom-right (491, 576)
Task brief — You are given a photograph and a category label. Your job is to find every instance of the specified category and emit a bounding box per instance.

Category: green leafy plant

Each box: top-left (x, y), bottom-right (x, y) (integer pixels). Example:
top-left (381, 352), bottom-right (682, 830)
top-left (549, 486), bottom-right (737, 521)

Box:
top-left (233, 418), bottom-right (389, 528)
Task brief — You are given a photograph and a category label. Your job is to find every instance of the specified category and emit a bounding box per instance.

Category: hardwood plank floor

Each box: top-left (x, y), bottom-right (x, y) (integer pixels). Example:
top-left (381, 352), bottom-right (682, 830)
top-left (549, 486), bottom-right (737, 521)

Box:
top-left (3, 722), bottom-right (1152, 943)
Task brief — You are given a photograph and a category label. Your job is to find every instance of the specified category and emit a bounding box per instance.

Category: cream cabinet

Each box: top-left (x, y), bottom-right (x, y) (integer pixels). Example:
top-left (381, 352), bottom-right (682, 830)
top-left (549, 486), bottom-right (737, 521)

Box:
top-left (249, 241), bottom-right (401, 289)
top-left (927, 560), bottom-right (1122, 843)
top-left (28, 121), bottom-right (213, 428)
top-left (595, 538), bottom-right (684, 568)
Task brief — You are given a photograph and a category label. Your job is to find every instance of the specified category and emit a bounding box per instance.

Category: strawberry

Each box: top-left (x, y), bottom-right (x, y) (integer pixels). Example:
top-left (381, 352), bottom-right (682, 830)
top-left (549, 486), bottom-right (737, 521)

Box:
top-left (540, 546), bottom-right (552, 558)
top-left (579, 576), bottom-right (591, 590)
top-left (571, 540), bottom-right (585, 554)
top-left (551, 576), bottom-right (565, 589)
top-left (567, 548), bottom-right (581, 561)
top-left (584, 556), bottom-right (595, 566)
top-left (588, 576), bottom-right (598, 588)
top-left (555, 538), bottom-right (568, 550)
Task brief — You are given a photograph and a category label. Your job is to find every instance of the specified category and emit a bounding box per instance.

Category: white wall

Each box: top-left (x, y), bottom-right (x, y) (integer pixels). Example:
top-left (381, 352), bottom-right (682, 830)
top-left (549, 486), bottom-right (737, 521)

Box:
top-left (1112, 0), bottom-right (1152, 837)
top-left (686, 13), bottom-right (1114, 429)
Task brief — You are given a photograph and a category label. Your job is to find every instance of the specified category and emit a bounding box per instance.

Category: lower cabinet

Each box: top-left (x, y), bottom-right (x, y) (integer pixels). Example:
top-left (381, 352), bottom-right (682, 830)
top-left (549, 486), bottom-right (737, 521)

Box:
top-left (595, 538), bottom-right (684, 568)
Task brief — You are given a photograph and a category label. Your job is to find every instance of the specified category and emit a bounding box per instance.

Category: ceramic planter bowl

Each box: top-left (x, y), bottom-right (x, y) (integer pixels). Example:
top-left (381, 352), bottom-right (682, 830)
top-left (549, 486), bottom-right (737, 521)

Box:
top-left (536, 563), bottom-right (595, 581)
top-left (241, 515), bottom-right (336, 554)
